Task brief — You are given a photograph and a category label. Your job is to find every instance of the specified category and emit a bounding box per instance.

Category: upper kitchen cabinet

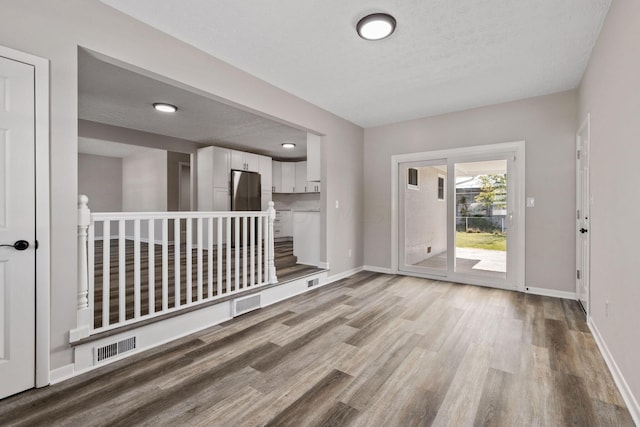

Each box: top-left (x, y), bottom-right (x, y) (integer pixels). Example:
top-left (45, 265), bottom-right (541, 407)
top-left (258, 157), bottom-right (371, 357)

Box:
top-left (272, 160), bottom-right (282, 193)
top-left (272, 160), bottom-right (320, 193)
top-left (231, 150), bottom-right (260, 172)
top-left (281, 162), bottom-right (296, 193)
top-left (258, 155), bottom-right (272, 192)
top-left (307, 133), bottom-right (321, 182)
top-left (295, 161), bottom-right (308, 193)
top-left (197, 146), bottom-right (230, 190)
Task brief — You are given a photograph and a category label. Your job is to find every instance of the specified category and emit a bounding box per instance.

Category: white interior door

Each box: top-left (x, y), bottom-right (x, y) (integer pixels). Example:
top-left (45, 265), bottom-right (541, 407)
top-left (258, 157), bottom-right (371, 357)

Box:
top-left (0, 56), bottom-right (37, 399)
top-left (576, 116), bottom-right (591, 314)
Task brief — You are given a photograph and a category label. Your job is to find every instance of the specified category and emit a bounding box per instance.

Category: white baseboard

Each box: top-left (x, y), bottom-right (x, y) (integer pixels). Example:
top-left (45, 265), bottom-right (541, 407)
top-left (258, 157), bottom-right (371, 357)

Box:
top-left (327, 266), bottom-right (364, 283)
top-left (363, 265), bottom-right (393, 274)
top-left (318, 262), bottom-right (329, 269)
top-left (49, 363), bottom-right (75, 385)
top-left (525, 286), bottom-right (576, 300)
top-left (588, 317), bottom-right (640, 425)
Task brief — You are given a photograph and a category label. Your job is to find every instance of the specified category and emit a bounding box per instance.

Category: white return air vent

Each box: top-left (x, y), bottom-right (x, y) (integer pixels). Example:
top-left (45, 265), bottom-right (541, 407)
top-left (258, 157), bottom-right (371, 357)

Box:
top-left (94, 336), bottom-right (137, 364)
top-left (307, 278), bottom-right (319, 288)
top-left (232, 294), bottom-right (261, 317)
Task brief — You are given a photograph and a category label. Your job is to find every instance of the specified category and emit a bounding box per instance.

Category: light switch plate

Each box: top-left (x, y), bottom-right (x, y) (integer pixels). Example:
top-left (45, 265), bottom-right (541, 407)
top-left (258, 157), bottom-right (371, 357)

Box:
top-left (526, 197), bottom-right (535, 208)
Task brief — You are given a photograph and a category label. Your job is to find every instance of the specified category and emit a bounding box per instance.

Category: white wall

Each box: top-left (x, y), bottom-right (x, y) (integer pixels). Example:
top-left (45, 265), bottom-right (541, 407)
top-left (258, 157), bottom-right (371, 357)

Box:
top-left (579, 0), bottom-right (640, 410)
top-left (77, 153), bottom-right (122, 212)
top-left (364, 91), bottom-right (578, 292)
top-left (0, 0), bottom-right (363, 370)
top-left (404, 166), bottom-right (447, 264)
top-left (122, 150), bottom-right (167, 212)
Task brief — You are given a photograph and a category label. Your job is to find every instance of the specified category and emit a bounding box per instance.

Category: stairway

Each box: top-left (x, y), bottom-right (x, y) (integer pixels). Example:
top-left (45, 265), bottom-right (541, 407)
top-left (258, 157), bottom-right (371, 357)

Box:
top-left (91, 239), bottom-right (305, 328)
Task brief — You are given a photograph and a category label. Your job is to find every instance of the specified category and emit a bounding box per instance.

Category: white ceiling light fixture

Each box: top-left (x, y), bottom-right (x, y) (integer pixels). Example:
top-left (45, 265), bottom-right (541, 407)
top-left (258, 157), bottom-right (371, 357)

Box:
top-left (356, 13), bottom-right (396, 41)
top-left (281, 142), bottom-right (296, 149)
top-left (153, 102), bottom-right (178, 113)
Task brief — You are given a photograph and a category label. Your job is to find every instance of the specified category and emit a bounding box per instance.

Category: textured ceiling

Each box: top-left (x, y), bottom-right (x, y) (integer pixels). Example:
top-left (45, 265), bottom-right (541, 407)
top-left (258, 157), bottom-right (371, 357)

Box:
top-left (78, 50), bottom-right (308, 160)
top-left (78, 137), bottom-right (159, 158)
top-left (100, 0), bottom-right (611, 127)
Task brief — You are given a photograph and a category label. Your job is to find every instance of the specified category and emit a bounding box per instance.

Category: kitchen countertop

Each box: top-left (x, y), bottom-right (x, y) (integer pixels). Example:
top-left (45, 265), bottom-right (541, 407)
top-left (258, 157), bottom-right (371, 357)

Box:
top-left (292, 209), bottom-right (320, 213)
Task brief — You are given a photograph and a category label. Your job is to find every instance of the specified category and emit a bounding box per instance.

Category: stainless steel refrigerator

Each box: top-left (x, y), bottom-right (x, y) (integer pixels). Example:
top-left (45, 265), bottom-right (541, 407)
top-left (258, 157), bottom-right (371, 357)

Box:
top-left (231, 170), bottom-right (261, 245)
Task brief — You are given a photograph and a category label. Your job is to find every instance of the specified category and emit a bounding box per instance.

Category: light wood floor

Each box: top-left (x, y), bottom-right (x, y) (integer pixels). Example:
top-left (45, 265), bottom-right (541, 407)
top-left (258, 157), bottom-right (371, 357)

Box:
top-left (0, 272), bottom-right (633, 426)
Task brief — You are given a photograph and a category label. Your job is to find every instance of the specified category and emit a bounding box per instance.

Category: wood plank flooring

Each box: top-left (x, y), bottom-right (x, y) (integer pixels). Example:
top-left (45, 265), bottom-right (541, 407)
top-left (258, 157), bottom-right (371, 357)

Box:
top-left (0, 272), bottom-right (633, 426)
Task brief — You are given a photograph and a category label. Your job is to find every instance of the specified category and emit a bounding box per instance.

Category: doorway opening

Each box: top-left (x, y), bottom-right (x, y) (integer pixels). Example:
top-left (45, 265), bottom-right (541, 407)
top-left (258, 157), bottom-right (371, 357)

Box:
top-left (392, 142), bottom-right (525, 291)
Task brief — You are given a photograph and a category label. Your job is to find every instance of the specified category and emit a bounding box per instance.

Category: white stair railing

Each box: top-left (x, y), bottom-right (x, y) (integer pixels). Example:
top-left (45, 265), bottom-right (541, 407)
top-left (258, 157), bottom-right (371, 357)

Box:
top-left (71, 195), bottom-right (277, 340)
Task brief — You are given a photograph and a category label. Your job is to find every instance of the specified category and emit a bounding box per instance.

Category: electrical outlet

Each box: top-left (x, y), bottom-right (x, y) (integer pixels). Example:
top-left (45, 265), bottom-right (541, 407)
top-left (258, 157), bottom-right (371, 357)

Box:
top-left (335, 200), bottom-right (339, 209)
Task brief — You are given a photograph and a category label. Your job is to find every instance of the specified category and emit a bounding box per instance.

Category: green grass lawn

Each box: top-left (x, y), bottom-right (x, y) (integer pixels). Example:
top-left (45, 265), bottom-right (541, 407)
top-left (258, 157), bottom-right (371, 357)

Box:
top-left (456, 232), bottom-right (506, 251)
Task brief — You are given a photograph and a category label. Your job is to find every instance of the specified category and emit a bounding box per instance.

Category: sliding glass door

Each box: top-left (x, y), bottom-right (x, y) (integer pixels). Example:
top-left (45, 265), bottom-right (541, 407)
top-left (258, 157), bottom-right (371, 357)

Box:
top-left (398, 160), bottom-right (448, 276)
top-left (394, 143), bottom-right (524, 291)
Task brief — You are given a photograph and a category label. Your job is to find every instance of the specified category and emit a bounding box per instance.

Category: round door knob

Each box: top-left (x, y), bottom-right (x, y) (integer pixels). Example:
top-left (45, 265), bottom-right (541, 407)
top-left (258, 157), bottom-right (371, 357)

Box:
top-left (579, 228), bottom-right (588, 234)
top-left (0, 240), bottom-right (30, 250)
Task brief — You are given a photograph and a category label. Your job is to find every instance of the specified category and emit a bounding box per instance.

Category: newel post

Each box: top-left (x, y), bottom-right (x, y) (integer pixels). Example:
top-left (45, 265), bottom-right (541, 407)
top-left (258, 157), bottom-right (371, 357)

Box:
top-left (267, 201), bottom-right (278, 284)
top-left (70, 195), bottom-right (91, 342)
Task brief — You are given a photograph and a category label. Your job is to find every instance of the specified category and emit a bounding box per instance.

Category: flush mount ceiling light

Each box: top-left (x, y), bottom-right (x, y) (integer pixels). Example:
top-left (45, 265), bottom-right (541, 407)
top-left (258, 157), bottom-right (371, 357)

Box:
top-left (356, 13), bottom-right (396, 40)
top-left (281, 142), bottom-right (296, 149)
top-left (153, 102), bottom-right (178, 113)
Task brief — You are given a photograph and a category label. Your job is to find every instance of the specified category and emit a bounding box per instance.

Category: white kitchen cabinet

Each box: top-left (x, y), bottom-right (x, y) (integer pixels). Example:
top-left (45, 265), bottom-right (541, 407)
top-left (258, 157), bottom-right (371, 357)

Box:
top-left (272, 160), bottom-right (282, 192)
top-left (281, 162), bottom-right (296, 193)
top-left (295, 161), bottom-right (308, 193)
top-left (197, 146), bottom-right (231, 211)
top-left (293, 211), bottom-right (320, 266)
top-left (307, 182), bottom-right (321, 193)
top-left (258, 155), bottom-right (272, 192)
top-left (231, 150), bottom-right (259, 172)
top-left (307, 133), bottom-right (321, 182)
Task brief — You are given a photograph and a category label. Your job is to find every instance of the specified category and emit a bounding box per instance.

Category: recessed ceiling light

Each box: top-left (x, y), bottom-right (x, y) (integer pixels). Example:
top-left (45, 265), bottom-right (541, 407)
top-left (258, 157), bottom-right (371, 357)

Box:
top-left (282, 142), bottom-right (296, 149)
top-left (356, 13), bottom-right (396, 41)
top-left (153, 103), bottom-right (178, 113)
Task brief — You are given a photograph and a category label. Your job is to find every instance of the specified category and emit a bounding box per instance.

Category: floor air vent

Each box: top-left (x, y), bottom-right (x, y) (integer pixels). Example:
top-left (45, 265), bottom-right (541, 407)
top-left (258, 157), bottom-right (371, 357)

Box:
top-left (94, 336), bottom-right (137, 364)
top-left (308, 278), bottom-right (319, 288)
top-left (232, 294), bottom-right (261, 317)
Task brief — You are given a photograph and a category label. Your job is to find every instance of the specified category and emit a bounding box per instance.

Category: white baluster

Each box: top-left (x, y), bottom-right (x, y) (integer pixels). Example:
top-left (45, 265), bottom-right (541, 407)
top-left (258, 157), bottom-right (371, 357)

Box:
top-left (162, 218), bottom-right (169, 311)
top-left (197, 217), bottom-right (203, 302)
top-left (242, 215), bottom-right (247, 290)
top-left (174, 219), bottom-right (181, 308)
top-left (119, 219), bottom-right (126, 323)
top-left (70, 195), bottom-right (92, 342)
top-left (267, 202), bottom-right (278, 284)
top-left (148, 219), bottom-right (155, 315)
top-left (250, 215), bottom-right (255, 287)
top-left (102, 220), bottom-right (110, 327)
top-left (235, 217), bottom-right (240, 291)
top-left (226, 217), bottom-right (232, 294)
top-left (218, 217), bottom-right (223, 297)
top-left (186, 218), bottom-right (192, 304)
top-left (207, 217), bottom-right (213, 299)
top-left (134, 219), bottom-right (141, 318)
top-left (257, 215), bottom-right (262, 285)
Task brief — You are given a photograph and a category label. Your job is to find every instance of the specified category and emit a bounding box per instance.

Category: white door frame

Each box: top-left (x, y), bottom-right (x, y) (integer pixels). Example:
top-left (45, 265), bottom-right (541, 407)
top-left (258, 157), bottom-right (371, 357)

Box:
top-left (391, 141), bottom-right (526, 291)
top-left (576, 114), bottom-right (591, 315)
top-left (0, 45), bottom-right (50, 387)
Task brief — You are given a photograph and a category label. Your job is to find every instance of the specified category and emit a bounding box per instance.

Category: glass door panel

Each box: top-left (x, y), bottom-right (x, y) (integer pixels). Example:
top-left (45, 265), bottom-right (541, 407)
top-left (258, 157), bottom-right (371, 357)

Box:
top-left (398, 161), bottom-right (448, 275)
top-left (454, 160), bottom-right (507, 279)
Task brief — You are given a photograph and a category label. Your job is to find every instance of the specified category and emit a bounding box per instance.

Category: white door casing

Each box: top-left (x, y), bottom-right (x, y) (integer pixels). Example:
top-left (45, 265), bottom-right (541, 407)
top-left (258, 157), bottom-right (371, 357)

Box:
top-left (0, 55), bottom-right (36, 399)
top-left (576, 115), bottom-right (591, 315)
top-left (391, 141), bottom-right (526, 291)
